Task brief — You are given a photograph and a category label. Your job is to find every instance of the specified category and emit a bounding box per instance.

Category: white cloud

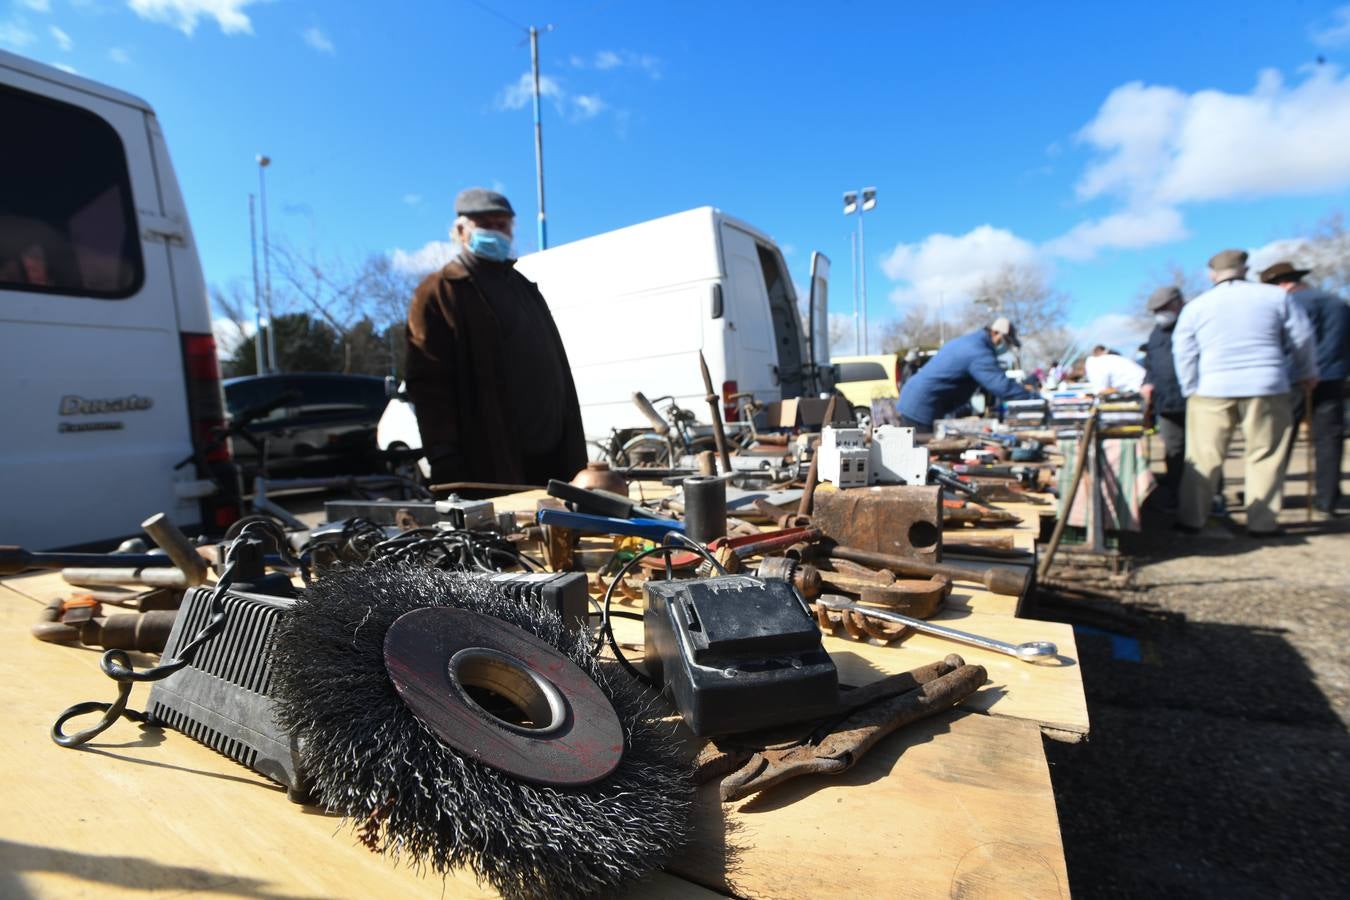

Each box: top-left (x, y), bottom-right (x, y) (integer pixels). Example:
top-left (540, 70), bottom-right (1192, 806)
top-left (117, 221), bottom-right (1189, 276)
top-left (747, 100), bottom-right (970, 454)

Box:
top-left (496, 72), bottom-right (609, 123)
top-left (20, 0), bottom-right (50, 11)
top-left (1077, 66), bottom-right (1350, 205)
top-left (213, 316), bottom-right (255, 359)
top-left (0, 20), bottom-right (37, 48)
top-left (1043, 207), bottom-right (1189, 261)
top-left (109, 46), bottom-right (130, 63)
top-left (402, 193), bottom-right (423, 206)
top-left (301, 25), bottom-right (333, 54)
top-left (1311, 5), bottom-right (1350, 47)
top-left (571, 93), bottom-right (606, 119)
top-left (127, 0), bottom-right (258, 36)
top-left (882, 224), bottom-right (1040, 309)
top-left (49, 24), bottom-right (71, 50)
top-left (496, 71), bottom-right (562, 111)
top-left (1070, 312), bottom-right (1151, 358)
top-left (390, 240), bottom-right (458, 275)
top-left (573, 49), bottom-right (661, 77)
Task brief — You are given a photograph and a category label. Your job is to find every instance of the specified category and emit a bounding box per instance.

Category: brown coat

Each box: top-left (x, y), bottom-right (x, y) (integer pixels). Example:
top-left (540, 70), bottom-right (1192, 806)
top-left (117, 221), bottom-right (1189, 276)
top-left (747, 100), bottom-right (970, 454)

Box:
top-left (405, 256), bottom-right (586, 485)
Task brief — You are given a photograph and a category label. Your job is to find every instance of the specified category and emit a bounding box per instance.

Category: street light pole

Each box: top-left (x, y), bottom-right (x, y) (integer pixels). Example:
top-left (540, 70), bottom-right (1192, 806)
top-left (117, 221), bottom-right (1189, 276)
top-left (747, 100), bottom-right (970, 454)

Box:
top-left (257, 155), bottom-right (277, 374)
top-left (530, 25), bottom-right (553, 251)
top-left (850, 229), bottom-right (859, 355)
top-left (843, 187), bottom-right (877, 354)
top-left (248, 193), bottom-right (264, 374)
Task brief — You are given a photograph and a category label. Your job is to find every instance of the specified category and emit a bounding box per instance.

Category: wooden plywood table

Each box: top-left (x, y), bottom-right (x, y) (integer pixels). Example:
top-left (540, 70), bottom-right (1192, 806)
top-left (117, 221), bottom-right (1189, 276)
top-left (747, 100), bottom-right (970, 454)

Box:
top-left (0, 481), bottom-right (1082, 898)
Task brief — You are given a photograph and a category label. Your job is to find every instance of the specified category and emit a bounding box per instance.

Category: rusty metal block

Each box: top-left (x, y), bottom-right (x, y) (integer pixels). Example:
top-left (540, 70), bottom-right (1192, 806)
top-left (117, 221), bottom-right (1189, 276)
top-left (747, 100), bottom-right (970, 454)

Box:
top-left (811, 485), bottom-right (942, 563)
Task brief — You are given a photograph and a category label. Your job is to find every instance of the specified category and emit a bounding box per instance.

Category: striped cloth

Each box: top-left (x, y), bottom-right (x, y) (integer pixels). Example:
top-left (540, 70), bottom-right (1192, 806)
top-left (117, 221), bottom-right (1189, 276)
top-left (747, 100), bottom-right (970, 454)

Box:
top-left (1058, 436), bottom-right (1156, 531)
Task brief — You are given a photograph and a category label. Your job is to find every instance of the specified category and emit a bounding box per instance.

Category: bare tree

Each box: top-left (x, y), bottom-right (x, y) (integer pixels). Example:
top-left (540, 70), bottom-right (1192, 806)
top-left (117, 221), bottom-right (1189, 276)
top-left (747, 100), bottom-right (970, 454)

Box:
top-left (1298, 211), bottom-right (1350, 295)
top-left (967, 263), bottom-right (1070, 367)
top-left (271, 242), bottom-right (417, 373)
top-left (879, 304), bottom-right (950, 353)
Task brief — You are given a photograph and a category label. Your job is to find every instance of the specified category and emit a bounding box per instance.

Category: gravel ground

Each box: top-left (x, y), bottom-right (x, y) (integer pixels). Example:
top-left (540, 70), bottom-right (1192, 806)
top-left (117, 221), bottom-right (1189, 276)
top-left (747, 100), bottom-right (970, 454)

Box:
top-left (1035, 434), bottom-right (1350, 897)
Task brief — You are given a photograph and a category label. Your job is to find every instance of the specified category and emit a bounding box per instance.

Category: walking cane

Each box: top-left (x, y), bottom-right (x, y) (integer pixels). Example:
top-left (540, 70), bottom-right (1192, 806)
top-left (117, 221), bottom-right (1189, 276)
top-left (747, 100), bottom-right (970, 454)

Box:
top-left (1304, 384), bottom-right (1315, 523)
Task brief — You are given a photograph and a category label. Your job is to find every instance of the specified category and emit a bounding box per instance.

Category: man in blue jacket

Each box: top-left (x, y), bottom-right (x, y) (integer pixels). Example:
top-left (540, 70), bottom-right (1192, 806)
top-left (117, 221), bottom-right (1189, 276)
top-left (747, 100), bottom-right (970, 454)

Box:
top-left (1261, 261), bottom-right (1349, 517)
top-left (897, 317), bottom-right (1035, 430)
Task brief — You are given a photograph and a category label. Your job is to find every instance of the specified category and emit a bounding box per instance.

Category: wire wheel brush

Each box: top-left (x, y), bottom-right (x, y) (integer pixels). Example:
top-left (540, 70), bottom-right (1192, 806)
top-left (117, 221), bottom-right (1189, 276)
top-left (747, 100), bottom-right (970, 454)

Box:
top-left (267, 564), bottom-right (694, 899)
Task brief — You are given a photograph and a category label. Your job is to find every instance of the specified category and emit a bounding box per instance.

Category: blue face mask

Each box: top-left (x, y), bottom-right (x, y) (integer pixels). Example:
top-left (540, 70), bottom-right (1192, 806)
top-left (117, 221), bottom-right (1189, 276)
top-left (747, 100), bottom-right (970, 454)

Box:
top-left (467, 228), bottom-right (513, 262)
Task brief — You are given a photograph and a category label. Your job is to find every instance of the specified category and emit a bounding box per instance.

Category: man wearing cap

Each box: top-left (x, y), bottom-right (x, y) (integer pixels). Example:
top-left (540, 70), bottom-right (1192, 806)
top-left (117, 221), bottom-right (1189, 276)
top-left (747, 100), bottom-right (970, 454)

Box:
top-left (405, 188), bottom-right (586, 486)
top-left (1172, 250), bottom-right (1317, 536)
top-left (1260, 261), bottom-right (1349, 517)
top-left (1141, 285), bottom-right (1187, 509)
top-left (896, 317), bottom-right (1035, 431)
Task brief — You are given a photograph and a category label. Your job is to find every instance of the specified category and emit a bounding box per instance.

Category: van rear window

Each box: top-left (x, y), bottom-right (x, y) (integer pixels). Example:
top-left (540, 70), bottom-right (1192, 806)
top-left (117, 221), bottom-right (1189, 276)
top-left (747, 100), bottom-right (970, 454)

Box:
top-left (0, 84), bottom-right (143, 299)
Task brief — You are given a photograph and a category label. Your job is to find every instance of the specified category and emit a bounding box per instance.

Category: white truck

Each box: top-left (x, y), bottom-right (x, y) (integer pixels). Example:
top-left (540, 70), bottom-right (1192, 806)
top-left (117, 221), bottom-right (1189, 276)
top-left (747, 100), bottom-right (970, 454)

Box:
top-left (0, 51), bottom-right (240, 550)
top-left (514, 207), bottom-right (832, 438)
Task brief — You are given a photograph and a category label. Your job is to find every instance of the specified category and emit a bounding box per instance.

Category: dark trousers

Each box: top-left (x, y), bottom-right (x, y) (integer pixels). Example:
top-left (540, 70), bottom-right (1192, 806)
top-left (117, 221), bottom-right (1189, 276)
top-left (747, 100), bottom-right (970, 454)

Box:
top-left (1156, 410), bottom-right (1186, 505)
top-left (1292, 380), bottom-right (1346, 511)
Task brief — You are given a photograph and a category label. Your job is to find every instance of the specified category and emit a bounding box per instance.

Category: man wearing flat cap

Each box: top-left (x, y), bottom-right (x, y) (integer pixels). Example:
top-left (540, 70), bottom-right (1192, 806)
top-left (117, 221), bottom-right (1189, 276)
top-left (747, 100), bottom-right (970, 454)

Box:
top-left (1171, 249), bottom-right (1317, 536)
top-left (1141, 284), bottom-right (1187, 509)
top-left (1260, 260), bottom-right (1349, 517)
top-left (404, 188), bottom-right (586, 486)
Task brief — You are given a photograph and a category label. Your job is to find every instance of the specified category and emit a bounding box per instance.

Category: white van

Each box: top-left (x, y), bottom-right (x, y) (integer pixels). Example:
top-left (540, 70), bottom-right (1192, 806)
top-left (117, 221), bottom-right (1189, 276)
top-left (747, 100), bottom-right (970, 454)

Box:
top-left (512, 207), bottom-right (832, 439)
top-left (1, 51), bottom-right (239, 550)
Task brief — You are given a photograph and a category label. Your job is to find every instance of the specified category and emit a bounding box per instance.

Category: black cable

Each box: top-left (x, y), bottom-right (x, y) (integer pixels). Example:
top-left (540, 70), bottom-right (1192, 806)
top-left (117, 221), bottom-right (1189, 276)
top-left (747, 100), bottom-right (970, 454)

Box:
top-left (595, 533), bottom-right (727, 685)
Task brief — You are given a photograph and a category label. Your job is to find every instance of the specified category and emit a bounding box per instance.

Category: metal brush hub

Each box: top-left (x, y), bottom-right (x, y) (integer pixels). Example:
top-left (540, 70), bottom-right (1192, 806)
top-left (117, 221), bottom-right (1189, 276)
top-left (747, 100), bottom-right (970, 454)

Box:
top-left (383, 606), bottom-right (624, 786)
top-left (449, 647), bottom-right (566, 736)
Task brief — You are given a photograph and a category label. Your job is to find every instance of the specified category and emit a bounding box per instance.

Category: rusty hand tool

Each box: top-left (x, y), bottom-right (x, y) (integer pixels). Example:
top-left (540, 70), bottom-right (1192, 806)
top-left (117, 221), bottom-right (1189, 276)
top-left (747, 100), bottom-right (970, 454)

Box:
top-left (698, 351), bottom-right (734, 474)
top-left (694, 655), bottom-right (986, 802)
top-left (816, 595), bottom-right (1057, 662)
top-left (0, 545), bottom-right (178, 575)
top-left (140, 512), bottom-right (210, 586)
top-left (795, 395), bottom-right (838, 520)
top-left (821, 543), bottom-right (1028, 597)
top-left (639, 525), bottom-right (820, 571)
top-left (32, 596), bottom-right (178, 652)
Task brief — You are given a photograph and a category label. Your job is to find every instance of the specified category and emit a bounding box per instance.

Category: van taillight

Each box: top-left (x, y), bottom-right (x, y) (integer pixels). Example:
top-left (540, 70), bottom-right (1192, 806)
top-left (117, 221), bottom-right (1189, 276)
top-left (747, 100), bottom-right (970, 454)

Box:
top-left (722, 380), bottom-right (738, 422)
top-left (181, 332), bottom-right (230, 464)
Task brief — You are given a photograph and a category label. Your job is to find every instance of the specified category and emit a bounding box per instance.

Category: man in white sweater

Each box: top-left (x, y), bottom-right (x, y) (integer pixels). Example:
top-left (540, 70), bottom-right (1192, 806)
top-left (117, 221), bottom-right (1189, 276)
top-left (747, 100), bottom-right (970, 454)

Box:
top-left (1172, 249), bottom-right (1318, 536)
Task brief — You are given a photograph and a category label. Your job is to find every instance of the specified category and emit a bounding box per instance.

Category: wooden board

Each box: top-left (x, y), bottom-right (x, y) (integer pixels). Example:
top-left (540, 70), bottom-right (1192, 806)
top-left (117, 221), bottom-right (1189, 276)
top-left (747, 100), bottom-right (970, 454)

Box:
top-left (0, 576), bottom-right (720, 900)
top-left (668, 710), bottom-right (1070, 899)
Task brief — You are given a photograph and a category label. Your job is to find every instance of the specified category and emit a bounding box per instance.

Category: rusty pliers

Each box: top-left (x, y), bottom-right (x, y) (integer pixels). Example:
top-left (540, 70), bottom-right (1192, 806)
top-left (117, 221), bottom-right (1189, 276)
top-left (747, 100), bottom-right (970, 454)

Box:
top-left (694, 654), bottom-right (987, 802)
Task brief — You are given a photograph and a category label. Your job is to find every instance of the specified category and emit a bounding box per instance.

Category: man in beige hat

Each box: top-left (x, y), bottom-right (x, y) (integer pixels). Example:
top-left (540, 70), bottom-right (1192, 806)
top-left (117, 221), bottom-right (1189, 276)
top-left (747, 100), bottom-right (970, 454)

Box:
top-left (1260, 260), bottom-right (1349, 517)
top-left (1171, 250), bottom-right (1317, 536)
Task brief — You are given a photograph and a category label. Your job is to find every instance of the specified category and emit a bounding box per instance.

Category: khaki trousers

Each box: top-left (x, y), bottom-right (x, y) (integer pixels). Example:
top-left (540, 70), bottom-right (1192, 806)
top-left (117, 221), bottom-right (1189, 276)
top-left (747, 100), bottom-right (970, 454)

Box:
top-left (1179, 394), bottom-right (1293, 532)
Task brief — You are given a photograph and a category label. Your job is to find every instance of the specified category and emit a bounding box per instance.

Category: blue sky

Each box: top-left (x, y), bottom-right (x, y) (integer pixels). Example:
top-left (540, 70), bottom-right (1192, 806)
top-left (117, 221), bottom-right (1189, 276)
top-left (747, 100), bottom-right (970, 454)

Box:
top-left (6, 0), bottom-right (1350, 355)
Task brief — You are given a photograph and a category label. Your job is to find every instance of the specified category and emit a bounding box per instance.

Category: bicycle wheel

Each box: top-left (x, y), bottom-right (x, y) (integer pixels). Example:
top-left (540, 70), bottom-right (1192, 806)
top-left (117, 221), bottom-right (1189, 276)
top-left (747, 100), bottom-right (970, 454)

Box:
top-left (617, 435), bottom-right (671, 468)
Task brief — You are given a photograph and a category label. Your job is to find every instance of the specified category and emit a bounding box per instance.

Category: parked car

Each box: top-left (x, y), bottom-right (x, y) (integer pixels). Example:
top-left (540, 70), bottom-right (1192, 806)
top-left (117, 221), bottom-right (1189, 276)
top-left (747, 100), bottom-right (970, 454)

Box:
top-left (832, 354), bottom-right (901, 424)
top-left (223, 373), bottom-right (388, 475)
top-left (1, 50), bottom-right (240, 550)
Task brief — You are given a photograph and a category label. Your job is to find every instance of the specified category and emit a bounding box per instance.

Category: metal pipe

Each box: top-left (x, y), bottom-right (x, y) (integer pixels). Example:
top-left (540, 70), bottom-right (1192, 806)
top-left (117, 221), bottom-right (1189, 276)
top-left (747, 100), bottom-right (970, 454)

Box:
top-left (141, 513), bottom-right (210, 586)
top-left (698, 350), bottom-right (733, 473)
top-left (61, 568), bottom-right (191, 590)
top-left (682, 475), bottom-right (727, 545)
